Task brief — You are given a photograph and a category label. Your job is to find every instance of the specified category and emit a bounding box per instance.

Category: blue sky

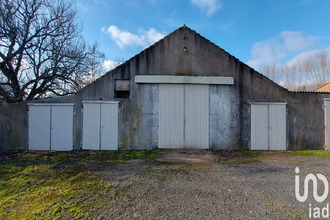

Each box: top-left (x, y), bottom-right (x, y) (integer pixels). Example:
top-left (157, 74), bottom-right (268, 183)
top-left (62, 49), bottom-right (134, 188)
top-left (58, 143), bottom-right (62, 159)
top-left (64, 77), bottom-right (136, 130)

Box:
top-left (76, 0), bottom-right (330, 72)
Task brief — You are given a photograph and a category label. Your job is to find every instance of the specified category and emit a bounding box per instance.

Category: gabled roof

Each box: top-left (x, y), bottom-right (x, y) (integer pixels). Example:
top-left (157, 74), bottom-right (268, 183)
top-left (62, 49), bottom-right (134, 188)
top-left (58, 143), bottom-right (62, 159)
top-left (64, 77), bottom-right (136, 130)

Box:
top-left (84, 25), bottom-right (290, 95)
top-left (315, 82), bottom-right (330, 92)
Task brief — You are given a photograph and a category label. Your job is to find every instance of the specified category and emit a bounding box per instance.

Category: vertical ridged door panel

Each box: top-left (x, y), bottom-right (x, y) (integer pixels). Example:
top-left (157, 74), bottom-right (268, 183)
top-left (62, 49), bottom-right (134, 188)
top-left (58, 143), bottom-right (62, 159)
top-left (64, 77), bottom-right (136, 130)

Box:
top-left (51, 106), bottom-right (73, 151)
top-left (83, 103), bottom-right (101, 150)
top-left (159, 84), bottom-right (184, 148)
top-left (269, 104), bottom-right (286, 150)
top-left (29, 105), bottom-right (51, 150)
top-left (251, 104), bottom-right (269, 150)
top-left (185, 85), bottom-right (209, 149)
top-left (101, 103), bottom-right (118, 150)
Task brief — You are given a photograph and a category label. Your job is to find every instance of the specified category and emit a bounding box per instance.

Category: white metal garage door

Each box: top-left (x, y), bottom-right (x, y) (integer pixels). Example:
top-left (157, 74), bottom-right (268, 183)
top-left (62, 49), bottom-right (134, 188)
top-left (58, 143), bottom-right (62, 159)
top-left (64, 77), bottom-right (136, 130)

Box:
top-left (28, 104), bottom-right (73, 151)
top-left (159, 84), bottom-right (209, 149)
top-left (325, 99), bottom-right (330, 150)
top-left (29, 105), bottom-right (51, 150)
top-left (251, 103), bottom-right (286, 150)
top-left (251, 104), bottom-right (268, 150)
top-left (83, 101), bottom-right (118, 150)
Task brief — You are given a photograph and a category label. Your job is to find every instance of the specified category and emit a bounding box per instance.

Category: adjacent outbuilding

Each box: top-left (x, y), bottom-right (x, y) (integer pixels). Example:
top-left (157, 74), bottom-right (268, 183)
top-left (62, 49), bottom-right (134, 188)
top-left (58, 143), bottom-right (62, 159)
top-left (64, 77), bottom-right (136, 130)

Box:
top-left (1, 25), bottom-right (330, 151)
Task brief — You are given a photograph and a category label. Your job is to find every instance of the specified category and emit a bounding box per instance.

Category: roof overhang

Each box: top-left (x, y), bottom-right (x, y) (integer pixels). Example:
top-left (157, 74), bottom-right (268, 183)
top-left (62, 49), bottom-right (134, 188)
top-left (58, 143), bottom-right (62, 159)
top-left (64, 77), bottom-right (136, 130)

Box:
top-left (82, 101), bottom-right (119, 104)
top-left (249, 102), bottom-right (287, 105)
top-left (135, 75), bottom-right (234, 85)
top-left (28, 103), bottom-right (74, 106)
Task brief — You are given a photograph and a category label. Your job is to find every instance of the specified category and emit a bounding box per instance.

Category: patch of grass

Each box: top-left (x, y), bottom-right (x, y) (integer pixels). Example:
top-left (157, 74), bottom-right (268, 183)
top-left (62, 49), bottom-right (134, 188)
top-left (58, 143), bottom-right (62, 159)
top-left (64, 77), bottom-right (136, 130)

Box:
top-left (284, 150), bottom-right (330, 158)
top-left (0, 150), bottom-right (158, 219)
top-left (116, 150), bottom-right (158, 161)
top-left (0, 152), bottom-right (109, 219)
top-left (214, 150), bottom-right (264, 164)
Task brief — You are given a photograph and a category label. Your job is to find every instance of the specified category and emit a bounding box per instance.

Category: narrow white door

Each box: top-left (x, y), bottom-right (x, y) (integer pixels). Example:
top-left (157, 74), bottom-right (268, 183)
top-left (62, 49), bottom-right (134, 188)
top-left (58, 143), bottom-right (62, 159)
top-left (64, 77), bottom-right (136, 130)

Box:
top-left (83, 102), bottom-right (118, 150)
top-left (269, 104), bottom-right (286, 150)
top-left (29, 105), bottom-right (51, 150)
top-left (251, 104), bottom-right (269, 150)
top-left (185, 85), bottom-right (209, 149)
top-left (325, 100), bottom-right (330, 150)
top-left (159, 84), bottom-right (185, 148)
top-left (83, 103), bottom-right (101, 150)
top-left (100, 103), bottom-right (118, 150)
top-left (51, 106), bottom-right (73, 151)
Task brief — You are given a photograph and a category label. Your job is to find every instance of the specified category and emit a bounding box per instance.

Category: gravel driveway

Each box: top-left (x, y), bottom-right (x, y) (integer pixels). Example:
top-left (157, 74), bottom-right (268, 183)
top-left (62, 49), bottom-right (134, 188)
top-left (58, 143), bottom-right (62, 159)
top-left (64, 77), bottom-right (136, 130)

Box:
top-left (88, 151), bottom-right (330, 219)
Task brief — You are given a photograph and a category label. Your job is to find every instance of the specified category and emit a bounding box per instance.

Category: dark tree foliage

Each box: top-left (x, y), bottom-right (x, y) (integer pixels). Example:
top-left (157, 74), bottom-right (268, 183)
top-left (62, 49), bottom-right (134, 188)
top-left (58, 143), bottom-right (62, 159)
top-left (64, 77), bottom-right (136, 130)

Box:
top-left (0, 0), bottom-right (104, 102)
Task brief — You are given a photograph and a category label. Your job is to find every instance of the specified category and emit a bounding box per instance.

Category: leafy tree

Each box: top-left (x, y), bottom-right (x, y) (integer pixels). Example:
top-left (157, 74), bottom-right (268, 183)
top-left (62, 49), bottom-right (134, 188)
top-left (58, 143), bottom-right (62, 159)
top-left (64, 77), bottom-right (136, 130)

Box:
top-left (0, 0), bottom-right (104, 102)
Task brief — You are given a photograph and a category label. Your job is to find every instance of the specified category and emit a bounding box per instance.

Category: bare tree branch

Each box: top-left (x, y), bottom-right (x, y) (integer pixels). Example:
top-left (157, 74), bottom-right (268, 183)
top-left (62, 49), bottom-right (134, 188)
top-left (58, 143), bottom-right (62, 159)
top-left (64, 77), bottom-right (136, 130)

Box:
top-left (261, 50), bottom-right (330, 91)
top-left (0, 0), bottom-right (104, 102)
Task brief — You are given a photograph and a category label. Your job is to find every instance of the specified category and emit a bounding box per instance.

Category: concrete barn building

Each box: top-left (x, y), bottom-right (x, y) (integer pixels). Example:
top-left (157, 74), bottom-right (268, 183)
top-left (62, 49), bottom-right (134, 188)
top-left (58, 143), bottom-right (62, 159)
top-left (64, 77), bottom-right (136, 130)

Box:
top-left (1, 25), bottom-right (330, 151)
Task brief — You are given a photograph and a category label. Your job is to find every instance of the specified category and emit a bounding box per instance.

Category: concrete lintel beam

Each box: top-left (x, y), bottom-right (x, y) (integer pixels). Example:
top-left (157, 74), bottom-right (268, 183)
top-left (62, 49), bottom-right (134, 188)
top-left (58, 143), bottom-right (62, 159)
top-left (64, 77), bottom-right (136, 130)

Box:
top-left (28, 103), bottom-right (74, 106)
top-left (82, 101), bottom-right (120, 104)
top-left (249, 102), bottom-right (287, 105)
top-left (135, 75), bottom-right (234, 85)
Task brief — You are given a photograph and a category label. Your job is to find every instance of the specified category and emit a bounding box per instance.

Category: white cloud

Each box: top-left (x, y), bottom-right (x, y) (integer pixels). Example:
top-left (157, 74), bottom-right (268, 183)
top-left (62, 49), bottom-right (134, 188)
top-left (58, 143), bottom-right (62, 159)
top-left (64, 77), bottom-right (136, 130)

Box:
top-left (102, 60), bottom-right (120, 71)
top-left (146, 28), bottom-right (165, 45)
top-left (277, 78), bottom-right (315, 89)
top-left (191, 0), bottom-right (222, 17)
top-left (103, 25), bottom-right (165, 49)
top-left (280, 31), bottom-right (315, 51)
top-left (286, 47), bottom-right (330, 66)
top-left (247, 31), bottom-right (316, 71)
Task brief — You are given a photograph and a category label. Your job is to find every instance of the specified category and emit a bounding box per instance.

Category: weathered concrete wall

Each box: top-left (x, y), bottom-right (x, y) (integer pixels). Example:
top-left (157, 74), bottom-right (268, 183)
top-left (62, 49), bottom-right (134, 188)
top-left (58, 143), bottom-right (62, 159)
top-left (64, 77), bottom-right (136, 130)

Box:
top-left (209, 85), bottom-right (240, 150)
top-left (118, 84), bottom-right (159, 150)
top-left (0, 102), bottom-right (28, 151)
top-left (288, 93), bottom-right (327, 150)
top-left (1, 26), bottom-right (330, 151)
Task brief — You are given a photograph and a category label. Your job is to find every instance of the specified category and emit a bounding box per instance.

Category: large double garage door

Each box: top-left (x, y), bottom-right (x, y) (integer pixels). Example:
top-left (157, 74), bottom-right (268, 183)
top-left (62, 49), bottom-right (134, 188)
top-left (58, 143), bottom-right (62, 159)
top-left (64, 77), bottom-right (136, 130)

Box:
top-left (159, 84), bottom-right (209, 149)
top-left (28, 104), bottom-right (74, 151)
top-left (82, 102), bottom-right (118, 150)
top-left (251, 103), bottom-right (286, 150)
